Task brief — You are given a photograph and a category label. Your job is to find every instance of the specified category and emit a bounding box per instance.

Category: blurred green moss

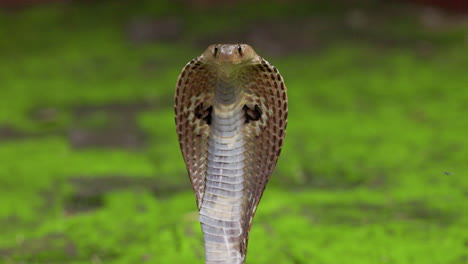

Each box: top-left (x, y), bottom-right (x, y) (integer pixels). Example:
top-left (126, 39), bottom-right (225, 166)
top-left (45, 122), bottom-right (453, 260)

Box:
top-left (0, 1), bottom-right (467, 263)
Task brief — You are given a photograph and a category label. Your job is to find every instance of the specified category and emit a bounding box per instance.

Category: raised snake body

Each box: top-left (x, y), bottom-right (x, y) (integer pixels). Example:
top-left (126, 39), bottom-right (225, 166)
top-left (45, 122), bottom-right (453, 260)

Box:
top-left (175, 44), bottom-right (288, 263)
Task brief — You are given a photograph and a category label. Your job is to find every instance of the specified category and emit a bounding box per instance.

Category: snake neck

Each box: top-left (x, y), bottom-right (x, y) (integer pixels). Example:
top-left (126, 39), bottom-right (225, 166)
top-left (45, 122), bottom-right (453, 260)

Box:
top-left (199, 76), bottom-right (246, 264)
top-left (213, 73), bottom-right (243, 104)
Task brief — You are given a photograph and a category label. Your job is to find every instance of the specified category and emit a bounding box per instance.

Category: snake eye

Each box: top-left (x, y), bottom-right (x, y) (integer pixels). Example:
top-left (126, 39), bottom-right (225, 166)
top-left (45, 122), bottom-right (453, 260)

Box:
top-left (238, 46), bottom-right (243, 56)
top-left (213, 46), bottom-right (218, 57)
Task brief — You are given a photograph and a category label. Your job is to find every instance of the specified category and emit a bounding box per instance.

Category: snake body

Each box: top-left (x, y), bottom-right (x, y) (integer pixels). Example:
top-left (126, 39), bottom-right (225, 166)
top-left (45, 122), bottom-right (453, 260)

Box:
top-left (175, 44), bottom-right (288, 263)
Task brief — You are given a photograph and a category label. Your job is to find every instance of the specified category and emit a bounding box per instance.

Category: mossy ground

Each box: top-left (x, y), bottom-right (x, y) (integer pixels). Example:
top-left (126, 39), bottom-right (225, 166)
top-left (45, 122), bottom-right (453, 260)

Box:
top-left (0, 1), bottom-right (467, 263)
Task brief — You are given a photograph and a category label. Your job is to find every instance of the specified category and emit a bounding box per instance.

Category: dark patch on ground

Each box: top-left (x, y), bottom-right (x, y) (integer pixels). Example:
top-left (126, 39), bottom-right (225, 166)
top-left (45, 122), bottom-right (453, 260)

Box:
top-left (65, 175), bottom-right (189, 214)
top-left (301, 168), bottom-right (389, 190)
top-left (65, 193), bottom-right (104, 214)
top-left (24, 99), bottom-right (170, 149)
top-left (0, 233), bottom-right (76, 261)
top-left (126, 17), bottom-right (184, 44)
top-left (69, 98), bottom-right (175, 149)
top-left (0, 125), bottom-right (30, 141)
top-left (301, 200), bottom-right (459, 225)
top-left (300, 170), bottom-right (366, 189)
top-left (0, 124), bottom-right (63, 142)
top-left (70, 102), bottom-right (155, 149)
top-left (2, 99), bottom-right (170, 150)
top-left (72, 101), bottom-right (156, 117)
top-left (30, 107), bottom-right (61, 123)
top-left (396, 200), bottom-right (457, 224)
top-left (281, 137), bottom-right (391, 190)
top-left (69, 124), bottom-right (145, 149)
top-left (1, 107), bottom-right (67, 140)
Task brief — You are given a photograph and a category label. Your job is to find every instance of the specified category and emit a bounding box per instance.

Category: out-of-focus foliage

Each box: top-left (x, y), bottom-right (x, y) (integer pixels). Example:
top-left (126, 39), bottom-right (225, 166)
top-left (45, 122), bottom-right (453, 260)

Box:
top-left (0, 1), bottom-right (466, 263)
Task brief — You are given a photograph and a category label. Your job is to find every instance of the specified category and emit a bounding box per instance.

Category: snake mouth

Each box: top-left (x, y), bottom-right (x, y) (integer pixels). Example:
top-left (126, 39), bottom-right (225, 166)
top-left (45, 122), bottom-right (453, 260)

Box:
top-left (202, 44), bottom-right (260, 66)
top-left (199, 44), bottom-right (261, 78)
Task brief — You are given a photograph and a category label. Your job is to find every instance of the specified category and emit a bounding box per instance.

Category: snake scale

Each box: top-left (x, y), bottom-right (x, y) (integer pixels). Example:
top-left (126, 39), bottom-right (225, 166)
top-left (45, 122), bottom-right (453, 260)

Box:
top-left (174, 44), bottom-right (288, 264)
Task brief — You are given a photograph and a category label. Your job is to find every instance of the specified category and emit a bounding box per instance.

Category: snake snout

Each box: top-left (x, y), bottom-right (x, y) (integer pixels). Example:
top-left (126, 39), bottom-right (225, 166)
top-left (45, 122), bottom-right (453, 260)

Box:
top-left (204, 44), bottom-right (257, 65)
top-left (217, 44), bottom-right (242, 63)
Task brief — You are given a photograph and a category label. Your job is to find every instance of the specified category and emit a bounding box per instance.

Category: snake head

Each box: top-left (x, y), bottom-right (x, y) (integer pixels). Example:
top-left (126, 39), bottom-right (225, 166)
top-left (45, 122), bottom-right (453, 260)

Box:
top-left (201, 44), bottom-right (259, 66)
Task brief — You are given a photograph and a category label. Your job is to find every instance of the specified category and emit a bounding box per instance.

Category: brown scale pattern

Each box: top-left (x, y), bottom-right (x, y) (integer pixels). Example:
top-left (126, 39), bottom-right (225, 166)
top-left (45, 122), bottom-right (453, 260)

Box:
top-left (174, 58), bottom-right (215, 209)
top-left (174, 51), bottom-right (287, 260)
top-left (239, 60), bottom-right (288, 254)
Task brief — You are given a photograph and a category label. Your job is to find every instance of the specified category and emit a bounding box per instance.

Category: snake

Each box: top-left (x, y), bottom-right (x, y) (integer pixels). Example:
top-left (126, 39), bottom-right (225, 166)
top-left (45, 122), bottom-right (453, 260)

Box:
top-left (174, 44), bottom-right (288, 264)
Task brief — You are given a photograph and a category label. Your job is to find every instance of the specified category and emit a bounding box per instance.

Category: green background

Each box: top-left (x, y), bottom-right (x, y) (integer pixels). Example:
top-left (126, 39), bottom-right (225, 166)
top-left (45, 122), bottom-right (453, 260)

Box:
top-left (0, 1), bottom-right (466, 263)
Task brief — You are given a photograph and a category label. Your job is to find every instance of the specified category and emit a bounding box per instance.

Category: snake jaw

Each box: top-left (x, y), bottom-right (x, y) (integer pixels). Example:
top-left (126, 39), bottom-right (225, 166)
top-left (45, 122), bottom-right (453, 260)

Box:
top-left (201, 44), bottom-right (261, 75)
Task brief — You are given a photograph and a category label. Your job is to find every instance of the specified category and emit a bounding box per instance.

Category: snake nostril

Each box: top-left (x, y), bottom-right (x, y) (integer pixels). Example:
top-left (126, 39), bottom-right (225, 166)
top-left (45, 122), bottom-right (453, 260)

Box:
top-left (214, 46), bottom-right (219, 57)
top-left (238, 46), bottom-right (243, 56)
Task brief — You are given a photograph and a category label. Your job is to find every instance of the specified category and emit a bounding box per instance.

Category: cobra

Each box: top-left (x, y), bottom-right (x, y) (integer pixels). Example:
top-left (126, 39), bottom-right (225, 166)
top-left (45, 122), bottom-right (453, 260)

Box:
top-left (174, 44), bottom-right (288, 264)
